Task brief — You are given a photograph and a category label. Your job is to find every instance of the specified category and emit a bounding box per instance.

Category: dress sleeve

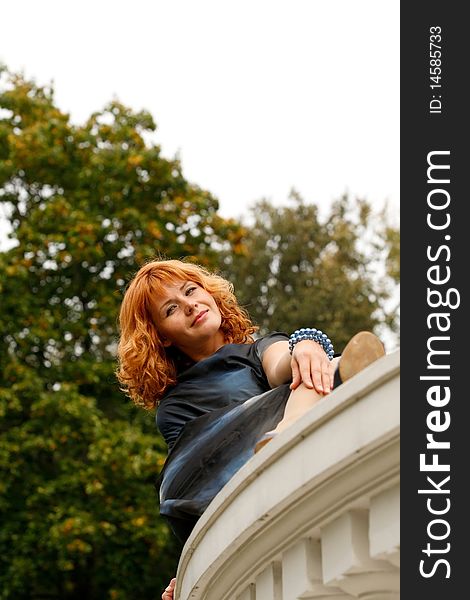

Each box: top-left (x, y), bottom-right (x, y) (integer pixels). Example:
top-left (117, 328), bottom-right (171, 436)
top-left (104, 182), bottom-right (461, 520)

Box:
top-left (254, 332), bottom-right (289, 362)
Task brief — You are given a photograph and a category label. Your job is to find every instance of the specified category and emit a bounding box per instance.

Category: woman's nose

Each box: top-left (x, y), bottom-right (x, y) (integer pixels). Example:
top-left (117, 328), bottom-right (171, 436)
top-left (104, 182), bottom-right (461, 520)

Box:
top-left (184, 301), bottom-right (197, 315)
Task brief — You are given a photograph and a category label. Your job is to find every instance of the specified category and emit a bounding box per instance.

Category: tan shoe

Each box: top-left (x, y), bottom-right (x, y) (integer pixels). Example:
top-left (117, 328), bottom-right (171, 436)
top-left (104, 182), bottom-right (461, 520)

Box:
top-left (336, 331), bottom-right (385, 386)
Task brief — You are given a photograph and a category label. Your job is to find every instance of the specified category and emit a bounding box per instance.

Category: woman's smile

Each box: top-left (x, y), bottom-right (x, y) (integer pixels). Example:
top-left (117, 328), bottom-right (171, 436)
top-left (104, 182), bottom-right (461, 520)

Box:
top-left (192, 309), bottom-right (209, 327)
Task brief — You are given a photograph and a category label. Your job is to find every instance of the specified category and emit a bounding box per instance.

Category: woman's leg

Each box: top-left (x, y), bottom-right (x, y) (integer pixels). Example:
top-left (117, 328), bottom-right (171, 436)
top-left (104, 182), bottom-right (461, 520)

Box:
top-left (255, 331), bottom-right (385, 452)
top-left (273, 357), bottom-right (340, 434)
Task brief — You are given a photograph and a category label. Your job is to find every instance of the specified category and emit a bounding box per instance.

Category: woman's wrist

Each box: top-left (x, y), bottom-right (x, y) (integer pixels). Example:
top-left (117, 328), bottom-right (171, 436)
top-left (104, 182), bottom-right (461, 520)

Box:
top-left (288, 328), bottom-right (334, 360)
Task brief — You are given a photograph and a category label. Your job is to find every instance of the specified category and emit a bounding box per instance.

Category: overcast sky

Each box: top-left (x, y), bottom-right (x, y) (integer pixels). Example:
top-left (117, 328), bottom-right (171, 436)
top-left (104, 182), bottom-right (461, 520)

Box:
top-left (1, 0), bottom-right (399, 229)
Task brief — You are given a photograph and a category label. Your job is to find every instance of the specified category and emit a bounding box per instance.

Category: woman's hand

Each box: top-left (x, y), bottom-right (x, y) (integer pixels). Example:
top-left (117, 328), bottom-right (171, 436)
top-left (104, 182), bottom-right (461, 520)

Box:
top-left (162, 577), bottom-right (176, 600)
top-left (290, 340), bottom-right (335, 394)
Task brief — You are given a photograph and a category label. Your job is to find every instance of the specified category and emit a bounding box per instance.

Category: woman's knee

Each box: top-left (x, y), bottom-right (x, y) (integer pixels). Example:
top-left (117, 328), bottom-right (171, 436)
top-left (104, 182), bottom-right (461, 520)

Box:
top-left (287, 383), bottom-right (325, 407)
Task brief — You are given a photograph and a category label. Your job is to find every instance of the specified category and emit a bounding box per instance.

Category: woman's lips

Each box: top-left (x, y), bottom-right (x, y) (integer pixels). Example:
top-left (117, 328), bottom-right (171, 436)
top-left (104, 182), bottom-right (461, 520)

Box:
top-left (192, 310), bottom-right (209, 326)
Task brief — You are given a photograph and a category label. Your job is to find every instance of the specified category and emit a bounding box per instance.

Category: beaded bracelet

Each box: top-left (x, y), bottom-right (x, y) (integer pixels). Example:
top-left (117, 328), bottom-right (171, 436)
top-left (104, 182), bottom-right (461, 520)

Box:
top-left (288, 328), bottom-right (334, 360)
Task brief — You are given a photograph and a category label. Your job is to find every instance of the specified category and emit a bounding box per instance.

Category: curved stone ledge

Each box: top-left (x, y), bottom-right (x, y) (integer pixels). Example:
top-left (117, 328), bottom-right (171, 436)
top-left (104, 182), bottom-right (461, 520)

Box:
top-left (175, 350), bottom-right (400, 600)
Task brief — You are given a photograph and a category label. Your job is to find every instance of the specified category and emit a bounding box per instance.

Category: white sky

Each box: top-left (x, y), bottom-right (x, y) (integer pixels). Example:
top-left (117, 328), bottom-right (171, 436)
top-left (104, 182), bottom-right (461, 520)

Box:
top-left (1, 0), bottom-right (399, 228)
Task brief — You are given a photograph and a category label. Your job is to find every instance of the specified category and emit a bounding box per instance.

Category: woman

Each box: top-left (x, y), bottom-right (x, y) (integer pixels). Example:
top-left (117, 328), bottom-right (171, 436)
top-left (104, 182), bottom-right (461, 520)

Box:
top-left (116, 258), bottom-right (385, 598)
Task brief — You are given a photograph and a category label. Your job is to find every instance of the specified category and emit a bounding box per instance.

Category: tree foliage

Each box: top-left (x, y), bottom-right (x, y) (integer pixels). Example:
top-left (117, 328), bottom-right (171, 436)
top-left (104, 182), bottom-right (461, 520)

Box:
top-left (221, 191), bottom-right (399, 351)
top-left (0, 63), bottom-right (399, 598)
top-left (0, 65), bottom-right (244, 598)
top-left (0, 367), bottom-right (177, 599)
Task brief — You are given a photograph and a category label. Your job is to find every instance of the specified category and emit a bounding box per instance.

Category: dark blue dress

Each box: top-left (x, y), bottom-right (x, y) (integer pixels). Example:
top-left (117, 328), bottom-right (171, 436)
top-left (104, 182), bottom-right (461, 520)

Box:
top-left (156, 333), bottom-right (291, 543)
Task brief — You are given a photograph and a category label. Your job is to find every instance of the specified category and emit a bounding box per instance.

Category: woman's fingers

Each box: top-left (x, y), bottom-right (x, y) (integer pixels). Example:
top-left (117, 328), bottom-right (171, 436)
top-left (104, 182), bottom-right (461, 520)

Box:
top-left (299, 359), bottom-right (315, 390)
top-left (292, 357), bottom-right (328, 392)
top-left (291, 341), bottom-right (334, 394)
top-left (162, 578), bottom-right (176, 600)
top-left (304, 364), bottom-right (329, 394)
top-left (313, 363), bottom-right (331, 394)
top-left (290, 358), bottom-right (301, 390)
top-left (321, 366), bottom-right (332, 394)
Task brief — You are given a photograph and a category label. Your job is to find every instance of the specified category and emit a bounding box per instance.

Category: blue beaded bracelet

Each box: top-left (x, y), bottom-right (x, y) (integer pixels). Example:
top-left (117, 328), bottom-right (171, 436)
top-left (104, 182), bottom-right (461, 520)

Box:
top-left (288, 328), bottom-right (334, 360)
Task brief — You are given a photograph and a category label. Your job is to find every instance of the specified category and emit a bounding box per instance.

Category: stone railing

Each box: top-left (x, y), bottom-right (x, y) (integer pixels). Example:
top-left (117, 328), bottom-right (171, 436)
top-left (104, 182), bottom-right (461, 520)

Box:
top-left (175, 350), bottom-right (400, 600)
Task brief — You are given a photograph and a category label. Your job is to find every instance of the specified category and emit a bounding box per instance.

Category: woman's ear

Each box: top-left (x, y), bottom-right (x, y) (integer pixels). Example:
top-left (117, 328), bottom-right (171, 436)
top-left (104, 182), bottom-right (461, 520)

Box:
top-left (161, 338), bottom-right (172, 348)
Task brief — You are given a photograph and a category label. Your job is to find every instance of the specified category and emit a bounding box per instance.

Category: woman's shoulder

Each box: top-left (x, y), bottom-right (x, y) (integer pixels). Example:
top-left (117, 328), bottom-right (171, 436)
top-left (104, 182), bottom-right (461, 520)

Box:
top-left (160, 333), bottom-right (288, 397)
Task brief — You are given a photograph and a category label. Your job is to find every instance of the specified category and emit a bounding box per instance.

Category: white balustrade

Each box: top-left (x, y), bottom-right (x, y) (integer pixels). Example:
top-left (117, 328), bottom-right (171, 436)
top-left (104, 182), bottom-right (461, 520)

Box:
top-left (175, 351), bottom-right (400, 600)
top-left (255, 562), bottom-right (282, 600)
top-left (321, 510), bottom-right (399, 598)
top-left (369, 485), bottom-right (400, 568)
top-left (282, 539), bottom-right (351, 600)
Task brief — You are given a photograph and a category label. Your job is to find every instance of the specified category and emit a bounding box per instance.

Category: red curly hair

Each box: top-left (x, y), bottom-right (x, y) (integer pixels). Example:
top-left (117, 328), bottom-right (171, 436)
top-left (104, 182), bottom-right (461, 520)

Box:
top-left (116, 258), bottom-right (257, 410)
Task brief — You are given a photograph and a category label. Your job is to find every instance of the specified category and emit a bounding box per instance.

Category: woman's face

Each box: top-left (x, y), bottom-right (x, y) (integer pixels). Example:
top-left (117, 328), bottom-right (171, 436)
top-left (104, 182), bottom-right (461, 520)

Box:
top-left (149, 280), bottom-right (224, 359)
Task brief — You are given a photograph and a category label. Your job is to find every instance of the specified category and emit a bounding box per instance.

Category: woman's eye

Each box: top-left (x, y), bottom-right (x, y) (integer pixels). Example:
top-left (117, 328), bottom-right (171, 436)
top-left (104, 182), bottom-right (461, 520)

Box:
top-left (166, 305), bottom-right (177, 316)
top-left (186, 286), bottom-right (197, 295)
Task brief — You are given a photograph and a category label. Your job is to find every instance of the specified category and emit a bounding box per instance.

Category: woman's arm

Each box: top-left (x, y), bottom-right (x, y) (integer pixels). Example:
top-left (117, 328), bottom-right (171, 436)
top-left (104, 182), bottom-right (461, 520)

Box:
top-left (262, 339), bottom-right (335, 394)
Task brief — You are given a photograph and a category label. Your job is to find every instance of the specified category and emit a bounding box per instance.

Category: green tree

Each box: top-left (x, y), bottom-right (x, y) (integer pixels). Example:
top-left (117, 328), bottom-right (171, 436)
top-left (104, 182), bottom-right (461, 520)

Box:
top-left (220, 192), bottom-right (399, 351)
top-left (0, 365), bottom-right (177, 599)
top-left (0, 65), bottom-right (243, 598)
